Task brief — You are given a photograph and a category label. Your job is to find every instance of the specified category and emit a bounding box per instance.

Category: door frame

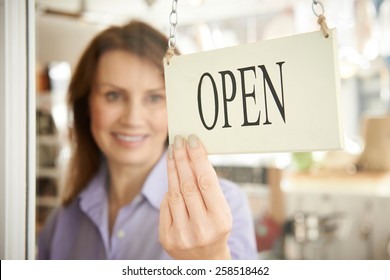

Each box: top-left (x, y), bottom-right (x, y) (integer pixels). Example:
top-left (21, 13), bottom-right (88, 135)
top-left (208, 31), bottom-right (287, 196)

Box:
top-left (0, 0), bottom-right (36, 260)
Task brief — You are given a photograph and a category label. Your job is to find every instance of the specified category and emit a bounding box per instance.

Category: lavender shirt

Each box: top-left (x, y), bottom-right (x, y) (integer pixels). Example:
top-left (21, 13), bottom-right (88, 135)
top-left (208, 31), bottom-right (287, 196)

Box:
top-left (37, 152), bottom-right (257, 260)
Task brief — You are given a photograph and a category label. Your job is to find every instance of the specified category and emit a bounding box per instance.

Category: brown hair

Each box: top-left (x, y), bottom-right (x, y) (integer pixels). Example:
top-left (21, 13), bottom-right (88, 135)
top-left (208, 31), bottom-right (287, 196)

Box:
top-left (62, 20), bottom-right (169, 206)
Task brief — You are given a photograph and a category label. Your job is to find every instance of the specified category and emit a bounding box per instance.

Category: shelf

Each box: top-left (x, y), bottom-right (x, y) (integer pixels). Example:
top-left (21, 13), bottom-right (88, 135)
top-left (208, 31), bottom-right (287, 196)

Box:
top-left (37, 196), bottom-right (60, 208)
top-left (36, 90), bottom-right (68, 235)
top-left (37, 167), bottom-right (61, 178)
top-left (282, 170), bottom-right (390, 197)
top-left (37, 135), bottom-right (60, 145)
top-left (36, 91), bottom-right (67, 112)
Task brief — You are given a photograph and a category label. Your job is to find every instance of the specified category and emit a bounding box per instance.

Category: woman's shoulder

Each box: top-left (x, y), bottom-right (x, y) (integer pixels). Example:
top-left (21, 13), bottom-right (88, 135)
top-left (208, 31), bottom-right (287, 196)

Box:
top-left (217, 177), bottom-right (253, 216)
top-left (38, 201), bottom-right (78, 238)
top-left (218, 177), bottom-right (258, 259)
top-left (37, 200), bottom-right (84, 259)
top-left (218, 177), bottom-right (246, 200)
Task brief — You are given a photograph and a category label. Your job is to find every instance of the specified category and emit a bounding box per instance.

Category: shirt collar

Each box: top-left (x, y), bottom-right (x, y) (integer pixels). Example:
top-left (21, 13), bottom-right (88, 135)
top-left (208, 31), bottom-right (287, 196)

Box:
top-left (79, 151), bottom-right (168, 213)
top-left (78, 161), bottom-right (109, 227)
top-left (141, 151), bottom-right (168, 210)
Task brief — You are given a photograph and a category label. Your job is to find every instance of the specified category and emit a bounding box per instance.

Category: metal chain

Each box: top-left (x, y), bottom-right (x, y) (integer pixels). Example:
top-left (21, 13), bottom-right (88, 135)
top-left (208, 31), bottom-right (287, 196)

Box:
top-left (168, 0), bottom-right (178, 53)
top-left (312, 0), bottom-right (325, 17)
top-left (312, 0), bottom-right (329, 38)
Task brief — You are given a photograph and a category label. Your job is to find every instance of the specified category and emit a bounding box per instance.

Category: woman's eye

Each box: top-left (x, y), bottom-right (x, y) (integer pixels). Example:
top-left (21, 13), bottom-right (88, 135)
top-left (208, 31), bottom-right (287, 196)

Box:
top-left (105, 91), bottom-right (121, 101)
top-left (147, 94), bottom-right (165, 103)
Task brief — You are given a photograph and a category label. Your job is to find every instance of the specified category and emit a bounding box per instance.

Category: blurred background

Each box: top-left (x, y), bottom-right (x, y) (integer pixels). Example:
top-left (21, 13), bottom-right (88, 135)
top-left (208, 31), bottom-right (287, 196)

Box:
top-left (34, 0), bottom-right (390, 259)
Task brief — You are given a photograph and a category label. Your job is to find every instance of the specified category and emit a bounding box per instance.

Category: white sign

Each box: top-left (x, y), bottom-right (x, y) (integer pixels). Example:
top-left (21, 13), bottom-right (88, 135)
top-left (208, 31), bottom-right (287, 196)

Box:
top-left (164, 29), bottom-right (344, 154)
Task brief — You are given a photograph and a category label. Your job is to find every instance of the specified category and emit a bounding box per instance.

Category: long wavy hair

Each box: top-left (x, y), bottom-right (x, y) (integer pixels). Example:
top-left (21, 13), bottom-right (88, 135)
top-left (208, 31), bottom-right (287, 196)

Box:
top-left (62, 20), bottom-right (169, 206)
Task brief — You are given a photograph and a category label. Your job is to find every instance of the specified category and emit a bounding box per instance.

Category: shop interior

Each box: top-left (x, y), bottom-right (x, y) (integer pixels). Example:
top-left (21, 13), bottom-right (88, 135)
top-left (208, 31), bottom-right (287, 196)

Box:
top-left (34, 0), bottom-right (390, 259)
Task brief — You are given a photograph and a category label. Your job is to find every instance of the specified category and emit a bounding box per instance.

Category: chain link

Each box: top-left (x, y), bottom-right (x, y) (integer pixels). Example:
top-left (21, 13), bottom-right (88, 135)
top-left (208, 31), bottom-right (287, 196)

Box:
top-left (168, 0), bottom-right (178, 51)
top-left (312, 0), bottom-right (325, 17)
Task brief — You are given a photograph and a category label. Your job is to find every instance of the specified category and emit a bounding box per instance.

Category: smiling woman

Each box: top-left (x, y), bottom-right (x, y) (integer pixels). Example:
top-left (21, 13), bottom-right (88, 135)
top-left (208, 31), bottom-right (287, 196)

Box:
top-left (61, 21), bottom-right (169, 207)
top-left (36, 20), bottom-right (257, 260)
top-left (89, 50), bottom-right (169, 234)
top-left (89, 51), bottom-right (168, 179)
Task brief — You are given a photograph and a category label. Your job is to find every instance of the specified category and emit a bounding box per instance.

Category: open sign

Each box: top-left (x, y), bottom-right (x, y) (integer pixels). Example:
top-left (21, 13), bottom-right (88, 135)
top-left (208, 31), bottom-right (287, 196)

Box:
top-left (164, 29), bottom-right (344, 154)
top-left (196, 62), bottom-right (286, 130)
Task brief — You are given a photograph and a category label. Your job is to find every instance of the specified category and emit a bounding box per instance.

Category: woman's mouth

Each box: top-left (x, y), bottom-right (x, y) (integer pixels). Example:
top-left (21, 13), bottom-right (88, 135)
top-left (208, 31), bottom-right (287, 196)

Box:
top-left (113, 133), bottom-right (147, 146)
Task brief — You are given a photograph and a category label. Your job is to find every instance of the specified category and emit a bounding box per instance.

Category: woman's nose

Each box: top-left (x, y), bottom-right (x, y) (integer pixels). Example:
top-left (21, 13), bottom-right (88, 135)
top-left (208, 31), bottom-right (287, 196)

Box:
top-left (121, 99), bottom-right (146, 125)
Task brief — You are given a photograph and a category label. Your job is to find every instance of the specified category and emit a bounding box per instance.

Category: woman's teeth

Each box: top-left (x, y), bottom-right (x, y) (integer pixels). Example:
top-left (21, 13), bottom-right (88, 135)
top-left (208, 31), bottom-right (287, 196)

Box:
top-left (116, 134), bottom-right (144, 142)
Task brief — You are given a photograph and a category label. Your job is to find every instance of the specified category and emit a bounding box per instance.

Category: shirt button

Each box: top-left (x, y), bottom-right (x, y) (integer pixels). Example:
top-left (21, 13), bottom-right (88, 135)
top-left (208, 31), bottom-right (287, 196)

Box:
top-left (117, 229), bottom-right (125, 239)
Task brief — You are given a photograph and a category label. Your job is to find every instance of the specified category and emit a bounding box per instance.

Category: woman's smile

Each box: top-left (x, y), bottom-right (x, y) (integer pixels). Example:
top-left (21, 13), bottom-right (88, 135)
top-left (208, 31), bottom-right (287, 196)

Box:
top-left (112, 132), bottom-right (148, 147)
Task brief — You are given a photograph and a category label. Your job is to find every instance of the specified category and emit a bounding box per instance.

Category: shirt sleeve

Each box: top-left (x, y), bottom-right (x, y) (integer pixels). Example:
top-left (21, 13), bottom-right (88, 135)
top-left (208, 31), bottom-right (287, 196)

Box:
top-left (220, 178), bottom-right (258, 260)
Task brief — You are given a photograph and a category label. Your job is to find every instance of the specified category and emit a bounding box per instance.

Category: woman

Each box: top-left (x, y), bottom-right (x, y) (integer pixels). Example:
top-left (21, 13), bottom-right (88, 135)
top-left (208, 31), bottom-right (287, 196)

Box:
top-left (37, 20), bottom-right (257, 260)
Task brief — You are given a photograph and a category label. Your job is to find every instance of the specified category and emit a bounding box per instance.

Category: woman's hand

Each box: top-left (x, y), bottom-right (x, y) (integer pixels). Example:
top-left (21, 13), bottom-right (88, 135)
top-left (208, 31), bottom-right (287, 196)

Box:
top-left (159, 134), bottom-right (233, 259)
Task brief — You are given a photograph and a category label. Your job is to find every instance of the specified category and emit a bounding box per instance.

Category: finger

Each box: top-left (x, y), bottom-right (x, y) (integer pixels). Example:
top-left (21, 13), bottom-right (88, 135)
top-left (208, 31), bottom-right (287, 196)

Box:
top-left (167, 144), bottom-right (181, 194)
top-left (187, 134), bottom-right (229, 212)
top-left (173, 135), bottom-right (207, 220)
top-left (167, 144), bottom-right (189, 227)
top-left (159, 195), bottom-right (184, 252)
top-left (159, 195), bottom-right (172, 236)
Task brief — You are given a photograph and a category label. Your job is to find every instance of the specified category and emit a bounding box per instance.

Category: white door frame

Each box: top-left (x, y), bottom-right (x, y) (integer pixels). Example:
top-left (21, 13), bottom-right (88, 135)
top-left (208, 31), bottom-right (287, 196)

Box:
top-left (0, 0), bottom-right (36, 259)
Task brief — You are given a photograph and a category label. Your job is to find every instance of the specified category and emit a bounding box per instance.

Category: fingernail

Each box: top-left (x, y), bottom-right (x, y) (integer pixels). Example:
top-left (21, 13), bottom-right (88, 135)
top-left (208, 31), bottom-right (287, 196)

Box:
top-left (168, 144), bottom-right (173, 159)
top-left (188, 134), bottom-right (198, 149)
top-left (174, 135), bottom-right (183, 150)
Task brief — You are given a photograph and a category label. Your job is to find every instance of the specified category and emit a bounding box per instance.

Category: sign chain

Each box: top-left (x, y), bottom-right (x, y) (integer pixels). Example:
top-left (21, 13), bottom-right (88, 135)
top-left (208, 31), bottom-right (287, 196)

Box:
top-left (166, 0), bottom-right (178, 65)
top-left (312, 0), bottom-right (329, 38)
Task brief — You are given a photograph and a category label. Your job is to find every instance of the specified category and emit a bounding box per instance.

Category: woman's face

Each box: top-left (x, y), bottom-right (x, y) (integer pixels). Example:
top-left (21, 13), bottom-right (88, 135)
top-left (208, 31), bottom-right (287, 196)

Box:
top-left (89, 50), bottom-right (167, 170)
